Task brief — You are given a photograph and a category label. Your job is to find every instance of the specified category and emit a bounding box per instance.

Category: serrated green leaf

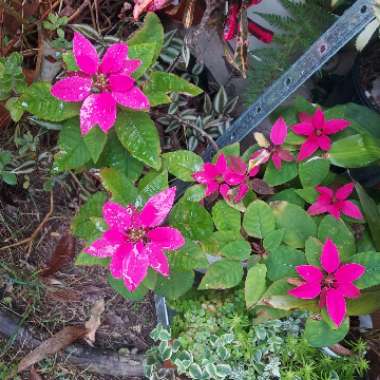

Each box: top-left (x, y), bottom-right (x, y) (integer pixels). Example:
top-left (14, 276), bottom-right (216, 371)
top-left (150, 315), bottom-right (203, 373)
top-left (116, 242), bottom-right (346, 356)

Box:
top-left (305, 237), bottom-right (323, 266)
top-left (5, 97), bottom-right (24, 122)
top-left (269, 188), bottom-right (305, 207)
top-left (100, 168), bottom-right (138, 205)
top-left (199, 260), bottom-right (243, 290)
top-left (243, 199), bottom-right (276, 239)
top-left (318, 215), bottom-right (355, 261)
top-left (184, 184), bottom-right (205, 202)
top-left (107, 274), bottom-right (148, 300)
top-left (162, 150), bottom-right (203, 181)
top-left (62, 51), bottom-right (79, 71)
top-left (75, 252), bottom-right (109, 266)
top-left (115, 110), bottom-right (161, 170)
top-left (128, 43), bottom-right (156, 79)
top-left (21, 82), bottom-right (79, 121)
top-left (298, 157), bottom-right (330, 188)
top-left (295, 187), bottom-right (318, 203)
top-left (83, 126), bottom-right (108, 163)
top-left (212, 200), bottom-right (241, 232)
top-left (169, 240), bottom-right (208, 271)
top-left (263, 229), bottom-right (285, 252)
top-left (220, 240), bottom-right (251, 260)
top-left (155, 270), bottom-right (194, 299)
top-left (245, 264), bottom-right (267, 309)
top-left (264, 161), bottom-right (298, 186)
top-left (349, 251), bottom-right (380, 289)
top-left (138, 170), bottom-right (168, 204)
top-left (347, 288), bottom-right (380, 315)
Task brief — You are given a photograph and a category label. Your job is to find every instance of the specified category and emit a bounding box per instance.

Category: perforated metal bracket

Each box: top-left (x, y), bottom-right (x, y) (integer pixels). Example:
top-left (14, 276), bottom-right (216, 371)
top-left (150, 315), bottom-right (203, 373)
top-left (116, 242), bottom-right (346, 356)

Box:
top-left (202, 0), bottom-right (375, 161)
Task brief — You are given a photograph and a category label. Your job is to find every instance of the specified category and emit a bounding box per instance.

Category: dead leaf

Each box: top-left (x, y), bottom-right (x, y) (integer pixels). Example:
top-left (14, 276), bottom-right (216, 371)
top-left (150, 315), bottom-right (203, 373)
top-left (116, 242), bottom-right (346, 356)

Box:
top-left (251, 178), bottom-right (274, 195)
top-left (84, 299), bottom-right (105, 345)
top-left (30, 366), bottom-right (43, 380)
top-left (39, 231), bottom-right (75, 277)
top-left (18, 325), bottom-right (87, 373)
top-left (0, 103), bottom-right (11, 129)
top-left (45, 288), bottom-right (81, 303)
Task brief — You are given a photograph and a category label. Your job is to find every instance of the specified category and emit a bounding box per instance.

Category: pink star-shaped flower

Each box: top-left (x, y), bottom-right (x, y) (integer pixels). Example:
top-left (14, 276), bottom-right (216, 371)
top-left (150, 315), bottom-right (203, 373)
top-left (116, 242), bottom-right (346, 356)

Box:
top-left (289, 239), bottom-right (365, 327)
top-left (308, 183), bottom-right (363, 220)
top-left (192, 154), bottom-right (256, 203)
top-left (51, 32), bottom-right (149, 135)
top-left (250, 117), bottom-right (293, 170)
top-left (292, 108), bottom-right (350, 161)
top-left (84, 187), bottom-right (185, 292)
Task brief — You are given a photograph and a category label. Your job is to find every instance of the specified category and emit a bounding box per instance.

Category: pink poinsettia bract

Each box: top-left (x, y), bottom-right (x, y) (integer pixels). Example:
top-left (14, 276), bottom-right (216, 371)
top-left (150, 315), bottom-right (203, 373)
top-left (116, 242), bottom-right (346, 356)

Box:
top-left (84, 187), bottom-right (185, 292)
top-left (308, 183), bottom-right (363, 220)
top-left (292, 108), bottom-right (350, 161)
top-left (289, 239), bottom-right (365, 327)
top-left (51, 32), bottom-right (149, 135)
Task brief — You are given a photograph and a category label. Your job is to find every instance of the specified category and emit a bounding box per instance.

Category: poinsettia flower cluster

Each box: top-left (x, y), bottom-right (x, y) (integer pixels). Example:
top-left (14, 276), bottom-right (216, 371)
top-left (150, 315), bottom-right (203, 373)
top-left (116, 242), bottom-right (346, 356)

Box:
top-left (289, 239), bottom-right (365, 327)
top-left (51, 32), bottom-right (149, 135)
top-left (84, 187), bottom-right (185, 292)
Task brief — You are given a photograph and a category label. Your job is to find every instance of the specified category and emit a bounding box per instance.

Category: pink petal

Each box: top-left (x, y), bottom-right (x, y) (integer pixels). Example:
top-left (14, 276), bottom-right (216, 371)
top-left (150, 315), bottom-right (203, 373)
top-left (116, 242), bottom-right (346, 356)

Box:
top-left (270, 117), bottom-right (288, 145)
top-left (234, 183), bottom-right (249, 203)
top-left (335, 282), bottom-right (361, 299)
top-left (316, 186), bottom-right (334, 200)
top-left (278, 149), bottom-right (293, 162)
top-left (288, 282), bottom-right (321, 299)
top-left (147, 227), bottom-right (185, 250)
top-left (335, 183), bottom-right (354, 201)
top-left (298, 112), bottom-right (313, 123)
top-left (317, 135), bottom-right (331, 151)
top-left (321, 239), bottom-right (340, 274)
top-left (296, 265), bottom-right (323, 283)
top-left (292, 122), bottom-right (314, 136)
top-left (227, 156), bottom-right (247, 176)
top-left (109, 74), bottom-right (135, 93)
top-left (205, 181), bottom-right (219, 196)
top-left (102, 201), bottom-right (134, 231)
top-left (147, 243), bottom-right (170, 277)
top-left (224, 170), bottom-right (245, 186)
top-left (327, 204), bottom-right (342, 219)
top-left (219, 183), bottom-right (230, 201)
top-left (51, 76), bottom-right (92, 102)
top-left (84, 232), bottom-right (121, 257)
top-left (297, 139), bottom-right (319, 161)
top-left (249, 165), bottom-right (260, 177)
top-left (312, 108), bottom-right (325, 128)
top-left (340, 201), bottom-right (363, 220)
top-left (307, 201), bottom-right (329, 216)
top-left (122, 242), bottom-right (149, 291)
top-left (325, 288), bottom-right (346, 327)
top-left (99, 43), bottom-right (128, 74)
top-left (334, 263), bottom-right (366, 283)
top-left (271, 152), bottom-right (282, 170)
top-left (73, 32), bottom-right (99, 75)
top-left (324, 119), bottom-right (350, 135)
top-left (122, 59), bottom-right (142, 75)
top-left (139, 187), bottom-right (176, 228)
top-left (80, 93), bottom-right (117, 135)
top-left (215, 154), bottom-right (227, 172)
top-left (112, 86), bottom-right (150, 110)
top-left (109, 243), bottom-right (132, 279)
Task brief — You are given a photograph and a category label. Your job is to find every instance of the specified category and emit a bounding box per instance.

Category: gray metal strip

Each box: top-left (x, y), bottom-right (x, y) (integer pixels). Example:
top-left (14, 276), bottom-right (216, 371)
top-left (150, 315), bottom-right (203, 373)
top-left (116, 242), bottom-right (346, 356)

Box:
top-left (202, 0), bottom-right (375, 161)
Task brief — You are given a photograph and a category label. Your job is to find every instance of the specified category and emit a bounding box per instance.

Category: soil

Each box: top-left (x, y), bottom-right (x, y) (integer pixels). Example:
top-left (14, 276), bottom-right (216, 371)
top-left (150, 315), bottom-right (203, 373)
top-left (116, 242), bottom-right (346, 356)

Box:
top-left (0, 124), bottom-right (156, 379)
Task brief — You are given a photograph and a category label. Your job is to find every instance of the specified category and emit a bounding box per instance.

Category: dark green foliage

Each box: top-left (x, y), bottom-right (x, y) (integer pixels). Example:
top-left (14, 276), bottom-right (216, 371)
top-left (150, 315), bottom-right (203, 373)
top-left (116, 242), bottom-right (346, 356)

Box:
top-left (245, 0), bottom-right (334, 102)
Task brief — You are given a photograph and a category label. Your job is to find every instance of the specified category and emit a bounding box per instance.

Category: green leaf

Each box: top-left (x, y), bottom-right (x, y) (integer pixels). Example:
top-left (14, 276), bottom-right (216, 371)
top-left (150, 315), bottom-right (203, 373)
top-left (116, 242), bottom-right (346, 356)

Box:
top-left (184, 184), bottom-right (204, 202)
top-left (263, 161), bottom-right (298, 186)
top-left (1, 172), bottom-right (17, 185)
top-left (245, 264), bottom-right (267, 309)
top-left (169, 240), bottom-right (208, 271)
top-left (266, 245), bottom-right (306, 281)
top-left (198, 260), bottom-right (243, 290)
top-left (169, 199), bottom-right (214, 241)
top-left (217, 142), bottom-right (240, 157)
top-left (5, 97), bottom-right (24, 122)
top-left (54, 118), bottom-right (91, 171)
top-left (20, 82), bottom-right (79, 121)
top-left (75, 252), bottom-right (109, 267)
top-left (220, 240), bottom-right (251, 260)
top-left (269, 188), bottom-right (305, 208)
top-left (107, 274), bottom-right (148, 301)
top-left (83, 126), bottom-right (108, 163)
top-left (115, 110), bottom-right (161, 170)
top-left (202, 231), bottom-right (241, 255)
top-left (304, 317), bottom-right (349, 348)
top-left (155, 270), bottom-right (194, 299)
top-left (349, 251), bottom-right (380, 289)
top-left (96, 130), bottom-right (143, 181)
top-left (162, 150), bottom-right (203, 182)
top-left (100, 168), bottom-right (138, 205)
top-left (71, 192), bottom-right (107, 241)
top-left (355, 182), bottom-right (380, 251)
top-left (144, 71), bottom-right (203, 102)
top-left (263, 229), bottom-right (284, 251)
top-left (128, 43), bottom-right (156, 79)
top-left (62, 51), bottom-right (79, 71)
top-left (327, 134), bottom-right (380, 168)
top-left (243, 200), bottom-right (276, 239)
top-left (271, 201), bottom-right (317, 248)
top-left (138, 170), bottom-right (168, 202)
top-left (212, 200), bottom-right (241, 232)
top-left (347, 288), bottom-right (380, 315)
top-left (263, 294), bottom-right (318, 312)
top-left (295, 187), bottom-right (318, 204)
top-left (298, 157), bottom-right (329, 188)
top-left (127, 12), bottom-right (164, 63)
top-left (318, 215), bottom-right (355, 261)
top-left (305, 237), bottom-right (323, 266)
